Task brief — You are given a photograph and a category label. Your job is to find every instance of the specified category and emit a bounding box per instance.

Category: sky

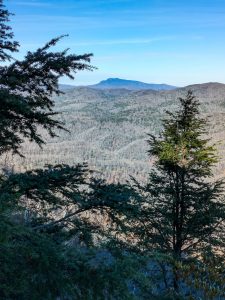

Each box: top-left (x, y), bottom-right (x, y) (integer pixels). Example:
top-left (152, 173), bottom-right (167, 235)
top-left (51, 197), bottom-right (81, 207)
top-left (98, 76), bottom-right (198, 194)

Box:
top-left (5, 0), bottom-right (225, 86)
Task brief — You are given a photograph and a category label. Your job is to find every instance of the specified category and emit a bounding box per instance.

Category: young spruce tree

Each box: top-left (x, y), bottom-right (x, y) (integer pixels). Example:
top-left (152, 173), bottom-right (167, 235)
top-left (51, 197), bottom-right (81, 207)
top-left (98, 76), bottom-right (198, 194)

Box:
top-left (129, 91), bottom-right (225, 294)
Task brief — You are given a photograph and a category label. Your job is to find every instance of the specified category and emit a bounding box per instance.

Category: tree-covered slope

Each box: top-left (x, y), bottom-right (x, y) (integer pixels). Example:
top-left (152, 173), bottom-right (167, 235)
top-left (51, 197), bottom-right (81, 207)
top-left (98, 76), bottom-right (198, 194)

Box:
top-left (4, 82), bottom-right (225, 182)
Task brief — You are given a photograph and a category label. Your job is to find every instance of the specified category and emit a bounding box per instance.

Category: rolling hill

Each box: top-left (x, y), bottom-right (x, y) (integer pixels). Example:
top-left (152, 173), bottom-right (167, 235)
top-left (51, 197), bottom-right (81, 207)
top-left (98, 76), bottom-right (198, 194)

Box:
top-left (3, 82), bottom-right (225, 183)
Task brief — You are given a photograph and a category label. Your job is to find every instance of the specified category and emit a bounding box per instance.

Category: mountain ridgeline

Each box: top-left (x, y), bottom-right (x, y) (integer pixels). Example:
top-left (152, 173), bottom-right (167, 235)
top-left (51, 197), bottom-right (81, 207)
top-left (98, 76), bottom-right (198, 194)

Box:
top-left (88, 78), bottom-right (177, 90)
top-left (3, 81), bottom-right (225, 183)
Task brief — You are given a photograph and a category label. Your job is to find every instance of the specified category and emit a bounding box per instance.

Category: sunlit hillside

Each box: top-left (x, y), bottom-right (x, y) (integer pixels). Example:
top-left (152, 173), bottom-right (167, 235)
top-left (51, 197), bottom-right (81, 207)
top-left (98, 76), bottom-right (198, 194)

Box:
top-left (4, 82), bottom-right (225, 183)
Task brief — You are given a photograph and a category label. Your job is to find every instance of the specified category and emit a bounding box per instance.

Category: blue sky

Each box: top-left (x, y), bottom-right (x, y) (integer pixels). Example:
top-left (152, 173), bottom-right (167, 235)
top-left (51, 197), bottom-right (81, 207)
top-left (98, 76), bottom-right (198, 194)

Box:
top-left (5, 0), bottom-right (225, 86)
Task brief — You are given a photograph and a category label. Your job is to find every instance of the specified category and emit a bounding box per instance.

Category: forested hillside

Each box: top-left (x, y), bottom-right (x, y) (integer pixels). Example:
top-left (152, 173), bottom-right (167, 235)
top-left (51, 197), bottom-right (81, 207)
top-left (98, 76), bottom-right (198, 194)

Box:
top-left (5, 82), bottom-right (225, 182)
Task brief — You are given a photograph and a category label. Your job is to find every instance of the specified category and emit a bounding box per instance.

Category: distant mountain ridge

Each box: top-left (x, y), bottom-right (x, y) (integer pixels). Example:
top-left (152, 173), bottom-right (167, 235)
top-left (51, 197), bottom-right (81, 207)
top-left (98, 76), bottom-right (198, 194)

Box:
top-left (89, 78), bottom-right (177, 91)
top-left (60, 78), bottom-right (178, 91)
top-left (59, 84), bottom-right (76, 91)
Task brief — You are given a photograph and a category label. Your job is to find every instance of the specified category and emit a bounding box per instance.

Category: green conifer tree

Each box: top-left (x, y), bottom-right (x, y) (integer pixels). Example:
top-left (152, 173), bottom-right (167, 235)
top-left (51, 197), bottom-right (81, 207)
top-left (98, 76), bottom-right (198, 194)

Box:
top-left (0, 0), bottom-right (94, 155)
top-left (127, 91), bottom-right (225, 294)
top-left (0, 0), bottom-right (19, 61)
top-left (0, 1), bottom-right (153, 298)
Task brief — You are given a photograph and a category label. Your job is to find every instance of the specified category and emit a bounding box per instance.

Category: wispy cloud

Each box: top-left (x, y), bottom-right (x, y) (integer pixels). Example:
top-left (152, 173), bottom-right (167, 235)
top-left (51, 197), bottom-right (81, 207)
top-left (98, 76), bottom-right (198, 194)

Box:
top-left (95, 52), bottom-right (196, 62)
top-left (57, 34), bottom-right (204, 47)
top-left (67, 36), bottom-right (177, 46)
top-left (19, 34), bottom-right (203, 50)
top-left (19, 37), bottom-right (173, 50)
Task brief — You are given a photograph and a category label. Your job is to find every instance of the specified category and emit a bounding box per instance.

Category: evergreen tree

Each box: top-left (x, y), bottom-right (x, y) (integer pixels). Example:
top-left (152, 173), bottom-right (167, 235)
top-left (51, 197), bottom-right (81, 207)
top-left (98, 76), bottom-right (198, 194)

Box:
top-left (0, 1), bottom-right (154, 298)
top-left (126, 91), bottom-right (225, 294)
top-left (0, 0), bottom-right (19, 61)
top-left (0, 0), bottom-right (94, 155)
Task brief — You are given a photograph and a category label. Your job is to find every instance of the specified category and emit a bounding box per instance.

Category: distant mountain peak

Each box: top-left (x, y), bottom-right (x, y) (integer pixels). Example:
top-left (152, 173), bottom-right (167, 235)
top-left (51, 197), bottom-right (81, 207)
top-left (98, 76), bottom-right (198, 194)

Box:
top-left (89, 78), bottom-right (177, 91)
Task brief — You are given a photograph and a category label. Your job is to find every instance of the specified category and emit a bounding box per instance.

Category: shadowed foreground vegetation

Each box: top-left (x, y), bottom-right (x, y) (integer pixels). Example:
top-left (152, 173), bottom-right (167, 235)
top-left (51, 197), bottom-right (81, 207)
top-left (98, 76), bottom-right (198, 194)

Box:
top-left (0, 1), bottom-right (224, 299)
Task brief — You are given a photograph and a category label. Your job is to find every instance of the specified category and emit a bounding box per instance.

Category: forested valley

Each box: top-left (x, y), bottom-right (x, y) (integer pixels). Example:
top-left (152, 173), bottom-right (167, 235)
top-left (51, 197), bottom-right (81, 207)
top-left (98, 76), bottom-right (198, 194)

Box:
top-left (0, 0), bottom-right (224, 299)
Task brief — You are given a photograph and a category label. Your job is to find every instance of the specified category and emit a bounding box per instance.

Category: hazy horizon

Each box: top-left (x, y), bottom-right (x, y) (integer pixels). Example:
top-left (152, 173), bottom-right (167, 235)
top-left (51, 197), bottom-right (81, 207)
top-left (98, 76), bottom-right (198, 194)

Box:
top-left (6, 0), bottom-right (225, 86)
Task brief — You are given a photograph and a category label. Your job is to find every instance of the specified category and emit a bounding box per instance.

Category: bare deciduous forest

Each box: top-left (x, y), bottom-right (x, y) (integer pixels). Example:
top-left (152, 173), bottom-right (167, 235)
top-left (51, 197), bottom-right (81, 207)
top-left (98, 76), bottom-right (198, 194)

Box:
top-left (4, 83), bottom-right (225, 183)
